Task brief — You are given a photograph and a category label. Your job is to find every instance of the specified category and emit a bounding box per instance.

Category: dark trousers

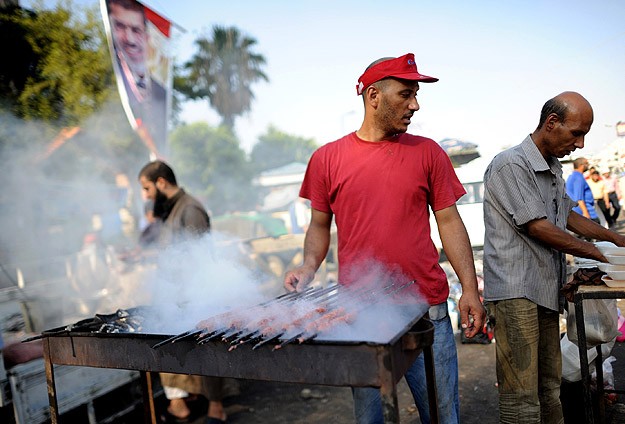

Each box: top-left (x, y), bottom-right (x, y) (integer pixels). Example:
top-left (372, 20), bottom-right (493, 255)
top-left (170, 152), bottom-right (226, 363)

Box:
top-left (608, 192), bottom-right (621, 224)
top-left (596, 199), bottom-right (613, 227)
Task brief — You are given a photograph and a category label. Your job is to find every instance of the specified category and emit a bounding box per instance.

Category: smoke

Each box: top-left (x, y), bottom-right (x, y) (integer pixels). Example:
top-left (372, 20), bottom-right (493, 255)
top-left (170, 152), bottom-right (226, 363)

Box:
top-left (135, 254), bottom-right (430, 344)
top-left (0, 104), bottom-right (150, 331)
top-left (0, 102), bottom-right (290, 336)
top-left (127, 232), bottom-right (271, 334)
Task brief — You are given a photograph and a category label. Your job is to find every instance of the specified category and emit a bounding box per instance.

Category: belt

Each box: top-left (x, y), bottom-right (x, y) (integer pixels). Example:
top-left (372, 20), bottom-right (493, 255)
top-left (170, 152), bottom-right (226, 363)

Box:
top-left (428, 302), bottom-right (448, 320)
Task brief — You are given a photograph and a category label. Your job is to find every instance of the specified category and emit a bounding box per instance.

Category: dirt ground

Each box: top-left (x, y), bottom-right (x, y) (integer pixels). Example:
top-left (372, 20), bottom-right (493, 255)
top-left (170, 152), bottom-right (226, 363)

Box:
top-left (169, 334), bottom-right (625, 424)
top-left (147, 333), bottom-right (498, 424)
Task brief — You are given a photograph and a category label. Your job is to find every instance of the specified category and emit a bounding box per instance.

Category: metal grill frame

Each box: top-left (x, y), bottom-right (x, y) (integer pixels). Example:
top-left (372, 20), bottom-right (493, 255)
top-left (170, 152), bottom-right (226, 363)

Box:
top-left (42, 317), bottom-right (436, 424)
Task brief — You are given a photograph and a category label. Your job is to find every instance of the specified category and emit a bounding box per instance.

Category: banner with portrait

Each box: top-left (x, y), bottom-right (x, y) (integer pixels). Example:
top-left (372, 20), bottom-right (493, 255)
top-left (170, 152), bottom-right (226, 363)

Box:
top-left (100, 0), bottom-right (172, 157)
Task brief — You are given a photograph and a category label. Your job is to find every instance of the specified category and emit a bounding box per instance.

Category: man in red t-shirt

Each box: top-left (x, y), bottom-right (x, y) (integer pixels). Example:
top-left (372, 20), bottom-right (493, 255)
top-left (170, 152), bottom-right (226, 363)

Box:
top-left (284, 53), bottom-right (485, 423)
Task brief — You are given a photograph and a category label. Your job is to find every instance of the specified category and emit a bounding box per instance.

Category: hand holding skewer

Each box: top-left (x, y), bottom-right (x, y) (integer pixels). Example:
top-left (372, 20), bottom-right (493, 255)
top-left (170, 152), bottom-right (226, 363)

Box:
top-left (284, 265), bottom-right (317, 293)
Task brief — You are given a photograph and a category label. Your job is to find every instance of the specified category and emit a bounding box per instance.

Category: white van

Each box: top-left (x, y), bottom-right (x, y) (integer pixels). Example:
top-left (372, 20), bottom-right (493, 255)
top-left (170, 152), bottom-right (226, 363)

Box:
top-left (430, 156), bottom-right (489, 251)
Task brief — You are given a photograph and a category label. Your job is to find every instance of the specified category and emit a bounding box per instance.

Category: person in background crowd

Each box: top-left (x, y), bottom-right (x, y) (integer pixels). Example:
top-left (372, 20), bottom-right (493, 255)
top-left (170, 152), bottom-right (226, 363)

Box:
top-left (138, 199), bottom-right (161, 248)
top-left (587, 169), bottom-right (612, 227)
top-left (602, 169), bottom-right (622, 228)
top-left (483, 91), bottom-right (625, 424)
top-left (139, 160), bottom-right (233, 424)
top-left (566, 157), bottom-right (600, 225)
top-left (284, 53), bottom-right (485, 424)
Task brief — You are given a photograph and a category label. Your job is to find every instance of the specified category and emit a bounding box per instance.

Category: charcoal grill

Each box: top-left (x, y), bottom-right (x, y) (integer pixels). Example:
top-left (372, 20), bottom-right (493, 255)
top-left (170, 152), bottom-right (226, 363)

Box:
top-left (39, 291), bottom-right (436, 424)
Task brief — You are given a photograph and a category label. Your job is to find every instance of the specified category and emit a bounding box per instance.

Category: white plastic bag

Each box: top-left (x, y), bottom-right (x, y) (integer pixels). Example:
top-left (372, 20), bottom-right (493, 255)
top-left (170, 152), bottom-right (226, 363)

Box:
top-left (566, 299), bottom-right (619, 348)
top-left (561, 333), bottom-right (616, 382)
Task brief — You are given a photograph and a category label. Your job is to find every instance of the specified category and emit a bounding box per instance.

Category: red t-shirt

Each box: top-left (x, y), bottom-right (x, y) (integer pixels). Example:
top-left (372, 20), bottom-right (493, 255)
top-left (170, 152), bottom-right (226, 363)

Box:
top-left (301, 132), bottom-right (465, 304)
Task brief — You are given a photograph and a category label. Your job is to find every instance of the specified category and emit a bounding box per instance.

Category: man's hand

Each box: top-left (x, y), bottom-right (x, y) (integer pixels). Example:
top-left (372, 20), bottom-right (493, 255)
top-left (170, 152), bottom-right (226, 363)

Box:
top-left (457, 292), bottom-right (486, 338)
top-left (284, 265), bottom-right (317, 292)
top-left (611, 233), bottom-right (625, 248)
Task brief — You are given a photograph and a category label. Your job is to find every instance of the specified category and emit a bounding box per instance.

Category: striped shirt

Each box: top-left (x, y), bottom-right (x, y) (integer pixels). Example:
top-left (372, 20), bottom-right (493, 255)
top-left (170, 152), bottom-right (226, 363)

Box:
top-left (482, 135), bottom-right (576, 311)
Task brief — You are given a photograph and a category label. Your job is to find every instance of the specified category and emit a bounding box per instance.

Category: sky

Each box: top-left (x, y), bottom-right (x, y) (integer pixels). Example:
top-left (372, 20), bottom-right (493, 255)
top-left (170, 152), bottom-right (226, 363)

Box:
top-left (152, 0), bottom-right (625, 159)
top-left (27, 0), bottom-right (625, 159)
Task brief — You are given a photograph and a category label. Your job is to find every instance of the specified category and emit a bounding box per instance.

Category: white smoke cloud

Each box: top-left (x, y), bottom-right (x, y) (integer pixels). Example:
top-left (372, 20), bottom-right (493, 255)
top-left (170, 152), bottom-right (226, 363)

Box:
top-left (131, 232), bottom-right (272, 334)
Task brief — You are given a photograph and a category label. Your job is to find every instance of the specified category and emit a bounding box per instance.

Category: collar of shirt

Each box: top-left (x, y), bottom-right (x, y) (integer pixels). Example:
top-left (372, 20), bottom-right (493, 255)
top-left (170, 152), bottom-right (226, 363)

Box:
top-left (162, 189), bottom-right (185, 221)
top-left (521, 135), bottom-right (562, 177)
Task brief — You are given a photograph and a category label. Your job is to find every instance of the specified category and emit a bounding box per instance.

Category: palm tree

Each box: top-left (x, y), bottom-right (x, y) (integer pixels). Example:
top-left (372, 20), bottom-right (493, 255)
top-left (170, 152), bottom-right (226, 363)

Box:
top-left (176, 25), bottom-right (268, 130)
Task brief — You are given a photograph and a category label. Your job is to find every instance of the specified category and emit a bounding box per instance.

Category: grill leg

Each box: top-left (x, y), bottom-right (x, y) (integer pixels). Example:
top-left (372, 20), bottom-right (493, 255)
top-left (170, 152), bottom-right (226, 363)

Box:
top-left (140, 371), bottom-right (157, 424)
top-left (43, 338), bottom-right (61, 424)
top-left (87, 400), bottom-right (96, 424)
top-left (380, 380), bottom-right (399, 424)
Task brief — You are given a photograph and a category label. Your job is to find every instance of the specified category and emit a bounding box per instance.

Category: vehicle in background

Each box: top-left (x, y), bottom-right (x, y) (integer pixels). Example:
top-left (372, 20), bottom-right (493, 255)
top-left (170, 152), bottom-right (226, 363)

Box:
top-left (212, 212), bottom-right (337, 295)
top-left (430, 156), bottom-right (490, 252)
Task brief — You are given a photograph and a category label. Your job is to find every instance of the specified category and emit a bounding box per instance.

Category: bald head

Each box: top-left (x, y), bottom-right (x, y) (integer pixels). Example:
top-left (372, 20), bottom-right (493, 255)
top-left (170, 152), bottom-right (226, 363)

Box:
top-left (532, 91), bottom-right (594, 159)
top-left (537, 91), bottom-right (593, 130)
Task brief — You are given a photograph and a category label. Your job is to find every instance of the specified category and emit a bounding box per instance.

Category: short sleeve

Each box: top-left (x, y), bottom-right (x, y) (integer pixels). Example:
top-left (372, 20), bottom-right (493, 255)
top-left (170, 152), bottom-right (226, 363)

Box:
top-left (428, 146), bottom-right (466, 211)
top-left (486, 162), bottom-right (547, 227)
top-left (300, 149), bottom-right (332, 213)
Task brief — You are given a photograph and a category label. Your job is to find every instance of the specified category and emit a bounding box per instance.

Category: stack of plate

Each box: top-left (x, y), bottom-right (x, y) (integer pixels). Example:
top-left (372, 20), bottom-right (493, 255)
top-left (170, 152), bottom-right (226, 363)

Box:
top-left (596, 243), bottom-right (625, 287)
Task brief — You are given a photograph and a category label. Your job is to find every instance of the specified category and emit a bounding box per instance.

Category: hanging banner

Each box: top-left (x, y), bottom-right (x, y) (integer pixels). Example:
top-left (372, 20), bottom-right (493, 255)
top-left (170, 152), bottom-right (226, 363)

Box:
top-left (100, 0), bottom-right (172, 157)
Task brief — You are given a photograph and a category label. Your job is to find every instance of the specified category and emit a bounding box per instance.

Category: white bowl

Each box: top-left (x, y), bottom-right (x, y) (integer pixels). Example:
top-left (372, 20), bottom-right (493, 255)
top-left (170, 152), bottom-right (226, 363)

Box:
top-left (597, 263), bottom-right (625, 271)
top-left (605, 254), bottom-right (625, 265)
top-left (602, 247), bottom-right (625, 256)
top-left (595, 242), bottom-right (625, 256)
top-left (596, 240), bottom-right (616, 250)
top-left (607, 269), bottom-right (625, 280)
top-left (602, 275), bottom-right (625, 288)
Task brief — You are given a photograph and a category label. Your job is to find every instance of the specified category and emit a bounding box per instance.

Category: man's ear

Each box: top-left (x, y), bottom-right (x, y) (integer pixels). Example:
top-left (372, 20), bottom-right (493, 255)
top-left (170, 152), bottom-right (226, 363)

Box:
top-left (155, 176), bottom-right (166, 190)
top-left (545, 113), bottom-right (559, 131)
top-left (365, 85), bottom-right (380, 108)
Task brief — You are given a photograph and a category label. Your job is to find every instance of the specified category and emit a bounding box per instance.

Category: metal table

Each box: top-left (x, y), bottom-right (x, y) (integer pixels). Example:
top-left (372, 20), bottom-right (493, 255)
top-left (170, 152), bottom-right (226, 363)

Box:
top-left (574, 284), bottom-right (625, 424)
top-left (41, 317), bottom-right (436, 424)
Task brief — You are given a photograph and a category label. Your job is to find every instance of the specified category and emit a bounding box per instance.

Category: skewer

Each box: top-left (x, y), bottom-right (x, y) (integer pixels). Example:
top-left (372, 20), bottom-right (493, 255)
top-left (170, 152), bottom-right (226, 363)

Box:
top-left (272, 332), bottom-right (303, 350)
top-left (197, 329), bottom-right (231, 345)
top-left (251, 333), bottom-right (283, 350)
top-left (152, 329), bottom-right (202, 349)
top-left (297, 333), bottom-right (318, 344)
top-left (230, 330), bottom-right (260, 345)
top-left (198, 280), bottom-right (418, 350)
top-left (228, 332), bottom-right (263, 351)
top-left (194, 330), bottom-right (218, 343)
top-left (220, 329), bottom-right (243, 341)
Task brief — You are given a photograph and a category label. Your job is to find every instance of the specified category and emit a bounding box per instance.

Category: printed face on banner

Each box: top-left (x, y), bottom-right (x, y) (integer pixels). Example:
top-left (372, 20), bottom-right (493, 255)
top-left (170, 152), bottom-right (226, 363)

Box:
top-left (109, 3), bottom-right (147, 69)
top-left (103, 0), bottom-right (171, 155)
top-left (107, 0), bottom-right (149, 100)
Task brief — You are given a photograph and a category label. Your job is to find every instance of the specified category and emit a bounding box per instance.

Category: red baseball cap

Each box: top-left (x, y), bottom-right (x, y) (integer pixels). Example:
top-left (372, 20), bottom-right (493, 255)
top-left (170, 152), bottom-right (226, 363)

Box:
top-left (356, 53), bottom-right (438, 95)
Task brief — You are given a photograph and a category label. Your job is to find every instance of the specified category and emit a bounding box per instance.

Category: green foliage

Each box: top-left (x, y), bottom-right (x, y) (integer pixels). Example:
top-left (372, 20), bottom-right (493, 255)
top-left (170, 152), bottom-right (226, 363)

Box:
top-left (6, 1), bottom-right (113, 125)
top-left (0, 0), bottom-right (147, 174)
top-left (169, 122), bottom-right (258, 214)
top-left (175, 25), bottom-right (268, 130)
top-left (251, 125), bottom-right (318, 173)
top-left (0, 5), bottom-right (38, 110)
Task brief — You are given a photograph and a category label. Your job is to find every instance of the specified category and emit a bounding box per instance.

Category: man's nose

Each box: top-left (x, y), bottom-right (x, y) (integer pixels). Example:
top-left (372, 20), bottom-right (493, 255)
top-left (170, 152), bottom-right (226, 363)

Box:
top-left (409, 99), bottom-right (420, 111)
top-left (124, 28), bottom-right (137, 44)
top-left (574, 137), bottom-right (585, 149)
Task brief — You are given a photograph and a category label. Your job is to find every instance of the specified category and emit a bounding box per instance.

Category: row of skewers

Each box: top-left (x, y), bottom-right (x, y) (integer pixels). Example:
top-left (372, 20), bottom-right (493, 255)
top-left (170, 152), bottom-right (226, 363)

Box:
top-left (153, 280), bottom-right (416, 351)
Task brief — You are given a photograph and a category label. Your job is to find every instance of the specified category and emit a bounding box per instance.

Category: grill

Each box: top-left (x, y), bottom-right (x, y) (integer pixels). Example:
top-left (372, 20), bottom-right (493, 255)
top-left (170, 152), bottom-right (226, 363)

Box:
top-left (37, 285), bottom-right (437, 424)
